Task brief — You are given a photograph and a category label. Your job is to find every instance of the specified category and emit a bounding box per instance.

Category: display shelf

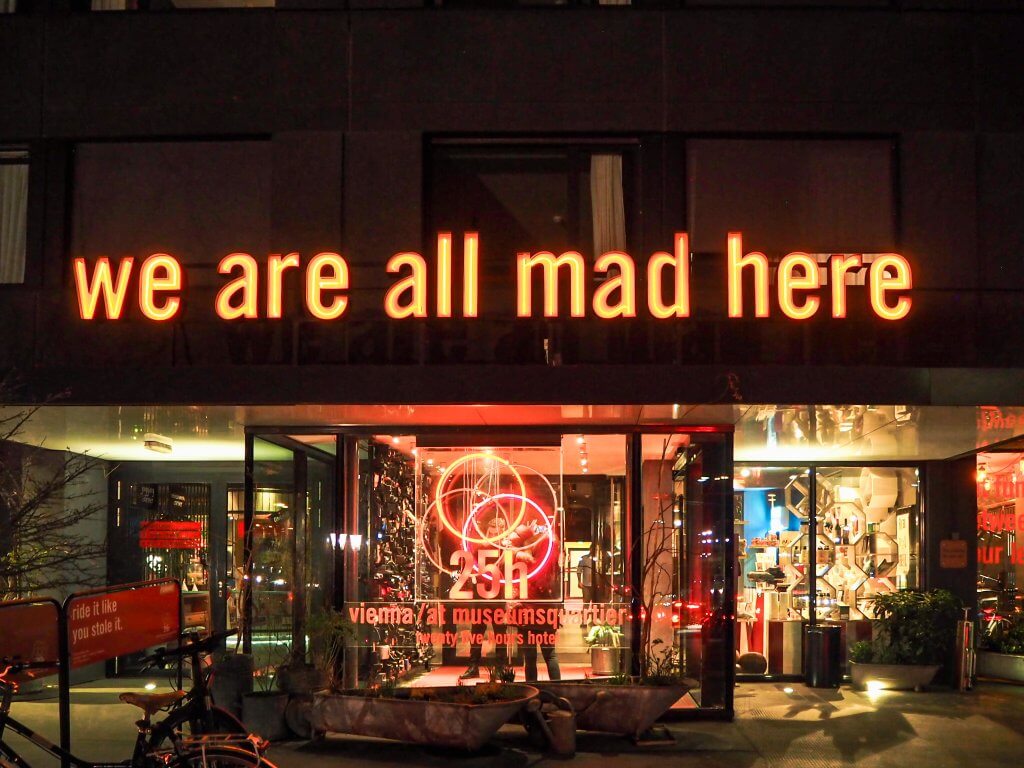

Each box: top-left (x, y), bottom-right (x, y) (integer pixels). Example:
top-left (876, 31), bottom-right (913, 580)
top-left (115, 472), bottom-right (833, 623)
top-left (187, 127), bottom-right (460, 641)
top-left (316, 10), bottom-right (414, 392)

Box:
top-left (182, 589), bottom-right (211, 633)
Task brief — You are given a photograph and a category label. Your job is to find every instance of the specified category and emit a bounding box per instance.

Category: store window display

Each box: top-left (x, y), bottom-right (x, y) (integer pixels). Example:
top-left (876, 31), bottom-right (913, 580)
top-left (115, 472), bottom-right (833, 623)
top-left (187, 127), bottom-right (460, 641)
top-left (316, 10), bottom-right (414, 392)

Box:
top-left (976, 453), bottom-right (1024, 636)
top-left (735, 464), bottom-right (921, 678)
top-left (348, 435), bottom-right (630, 687)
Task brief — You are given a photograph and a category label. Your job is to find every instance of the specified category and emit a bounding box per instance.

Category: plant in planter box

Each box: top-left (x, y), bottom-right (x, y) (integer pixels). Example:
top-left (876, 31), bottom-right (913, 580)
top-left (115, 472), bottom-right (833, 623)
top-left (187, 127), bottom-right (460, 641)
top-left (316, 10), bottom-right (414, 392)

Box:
top-left (849, 588), bottom-right (963, 690)
top-left (982, 611), bottom-right (1024, 656)
top-left (585, 624), bottom-right (624, 677)
top-left (486, 662), bottom-right (516, 684)
top-left (307, 610), bottom-right (356, 691)
top-left (976, 611), bottom-right (1024, 683)
top-left (241, 636), bottom-right (291, 741)
top-left (308, 682), bottom-right (540, 750)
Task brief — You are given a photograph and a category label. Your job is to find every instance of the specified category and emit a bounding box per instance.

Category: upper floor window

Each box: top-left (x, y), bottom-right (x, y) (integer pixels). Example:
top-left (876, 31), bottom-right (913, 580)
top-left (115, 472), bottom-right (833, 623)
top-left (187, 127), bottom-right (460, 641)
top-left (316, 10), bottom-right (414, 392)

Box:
top-left (430, 140), bottom-right (637, 316)
top-left (0, 148), bottom-right (29, 285)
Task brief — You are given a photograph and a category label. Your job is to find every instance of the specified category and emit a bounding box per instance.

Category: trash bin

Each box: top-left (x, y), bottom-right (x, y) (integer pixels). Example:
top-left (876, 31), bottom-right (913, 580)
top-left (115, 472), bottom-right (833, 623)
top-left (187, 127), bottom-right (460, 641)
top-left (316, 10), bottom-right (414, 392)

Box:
top-left (804, 625), bottom-right (841, 688)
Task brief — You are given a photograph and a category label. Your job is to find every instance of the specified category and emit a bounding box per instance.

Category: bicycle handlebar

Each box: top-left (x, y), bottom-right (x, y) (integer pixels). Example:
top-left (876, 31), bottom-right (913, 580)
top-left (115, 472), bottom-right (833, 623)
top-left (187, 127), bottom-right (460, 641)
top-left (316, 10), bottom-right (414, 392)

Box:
top-left (144, 629), bottom-right (237, 663)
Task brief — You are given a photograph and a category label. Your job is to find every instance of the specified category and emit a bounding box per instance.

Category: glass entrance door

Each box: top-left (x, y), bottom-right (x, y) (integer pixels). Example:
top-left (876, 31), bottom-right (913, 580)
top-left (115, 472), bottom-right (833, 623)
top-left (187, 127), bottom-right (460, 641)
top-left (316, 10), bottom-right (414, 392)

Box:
top-left (240, 434), bottom-right (337, 678)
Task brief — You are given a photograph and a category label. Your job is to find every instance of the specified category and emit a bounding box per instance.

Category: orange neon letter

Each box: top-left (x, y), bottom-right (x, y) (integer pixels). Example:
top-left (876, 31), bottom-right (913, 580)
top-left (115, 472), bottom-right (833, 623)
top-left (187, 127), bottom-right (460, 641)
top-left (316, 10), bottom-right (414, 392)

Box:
top-left (267, 252), bottom-right (300, 319)
top-left (463, 232), bottom-right (479, 318)
top-left (385, 252), bottom-right (428, 318)
top-left (73, 257), bottom-right (135, 320)
top-left (305, 252), bottom-right (349, 320)
top-left (647, 233), bottom-right (691, 319)
top-left (593, 252), bottom-right (637, 319)
top-left (436, 232), bottom-right (452, 318)
top-left (727, 232), bottom-right (770, 318)
top-left (216, 253), bottom-right (259, 319)
top-left (869, 254), bottom-right (913, 320)
top-left (516, 251), bottom-right (586, 318)
top-left (777, 252), bottom-right (821, 320)
top-left (138, 253), bottom-right (182, 322)
top-left (829, 254), bottom-right (862, 318)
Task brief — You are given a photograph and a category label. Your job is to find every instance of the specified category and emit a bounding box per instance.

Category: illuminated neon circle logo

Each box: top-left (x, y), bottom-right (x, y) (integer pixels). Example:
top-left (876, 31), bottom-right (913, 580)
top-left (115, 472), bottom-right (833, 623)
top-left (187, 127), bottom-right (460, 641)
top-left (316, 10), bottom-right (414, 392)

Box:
top-left (419, 452), bottom-right (559, 598)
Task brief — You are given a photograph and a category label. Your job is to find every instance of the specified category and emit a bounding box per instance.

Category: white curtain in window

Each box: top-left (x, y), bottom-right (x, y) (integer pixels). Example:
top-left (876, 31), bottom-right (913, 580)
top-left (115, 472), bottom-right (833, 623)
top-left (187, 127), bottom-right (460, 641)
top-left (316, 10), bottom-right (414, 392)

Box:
top-left (590, 154), bottom-right (626, 255)
top-left (0, 1), bottom-right (18, 14)
top-left (0, 161), bottom-right (28, 284)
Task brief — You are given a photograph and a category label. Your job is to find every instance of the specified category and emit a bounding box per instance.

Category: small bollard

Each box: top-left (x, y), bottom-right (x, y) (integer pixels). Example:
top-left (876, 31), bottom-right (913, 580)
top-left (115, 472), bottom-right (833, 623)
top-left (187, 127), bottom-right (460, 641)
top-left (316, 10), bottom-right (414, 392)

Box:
top-left (546, 710), bottom-right (576, 757)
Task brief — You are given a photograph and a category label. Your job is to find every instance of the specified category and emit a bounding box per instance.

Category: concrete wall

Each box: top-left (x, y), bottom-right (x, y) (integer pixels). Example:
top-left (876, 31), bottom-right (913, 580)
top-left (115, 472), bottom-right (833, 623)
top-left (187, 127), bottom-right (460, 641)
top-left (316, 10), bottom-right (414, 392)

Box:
top-left (0, 8), bottom-right (1022, 404)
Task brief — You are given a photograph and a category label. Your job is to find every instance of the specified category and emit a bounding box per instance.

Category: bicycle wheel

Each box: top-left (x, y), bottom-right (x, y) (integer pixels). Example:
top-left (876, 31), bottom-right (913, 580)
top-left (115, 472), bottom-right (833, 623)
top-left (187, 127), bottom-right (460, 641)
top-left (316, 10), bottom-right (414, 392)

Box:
top-left (169, 744), bottom-right (277, 768)
top-left (148, 706), bottom-right (247, 752)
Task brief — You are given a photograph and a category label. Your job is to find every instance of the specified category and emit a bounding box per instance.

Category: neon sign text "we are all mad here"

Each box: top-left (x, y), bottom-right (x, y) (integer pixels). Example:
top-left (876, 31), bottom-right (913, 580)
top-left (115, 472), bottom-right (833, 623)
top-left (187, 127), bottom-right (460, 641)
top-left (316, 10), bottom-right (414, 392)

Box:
top-left (72, 232), bottom-right (914, 323)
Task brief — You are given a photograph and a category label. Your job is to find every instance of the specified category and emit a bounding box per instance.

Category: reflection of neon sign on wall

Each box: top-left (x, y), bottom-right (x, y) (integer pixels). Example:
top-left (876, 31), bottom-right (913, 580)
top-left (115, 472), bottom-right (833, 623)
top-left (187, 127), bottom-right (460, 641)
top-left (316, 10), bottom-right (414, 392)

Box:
top-left (418, 452), bottom-right (559, 601)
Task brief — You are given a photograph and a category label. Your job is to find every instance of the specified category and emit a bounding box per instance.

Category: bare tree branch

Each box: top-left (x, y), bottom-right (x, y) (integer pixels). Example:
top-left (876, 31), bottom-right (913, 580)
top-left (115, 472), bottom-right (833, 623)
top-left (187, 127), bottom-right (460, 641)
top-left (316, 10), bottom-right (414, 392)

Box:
top-left (1, 382), bottom-right (107, 601)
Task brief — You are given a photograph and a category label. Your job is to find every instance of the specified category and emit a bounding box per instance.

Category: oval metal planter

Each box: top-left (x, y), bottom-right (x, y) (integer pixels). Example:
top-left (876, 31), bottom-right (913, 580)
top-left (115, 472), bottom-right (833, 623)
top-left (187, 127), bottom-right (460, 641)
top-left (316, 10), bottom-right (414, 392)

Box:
top-left (849, 661), bottom-right (940, 691)
top-left (535, 681), bottom-right (689, 739)
top-left (309, 684), bottom-right (538, 751)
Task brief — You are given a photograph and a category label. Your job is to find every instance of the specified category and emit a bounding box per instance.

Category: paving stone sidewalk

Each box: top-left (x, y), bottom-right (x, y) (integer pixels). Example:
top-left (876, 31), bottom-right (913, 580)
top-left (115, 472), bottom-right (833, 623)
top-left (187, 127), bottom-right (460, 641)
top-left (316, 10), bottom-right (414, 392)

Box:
top-left (9, 681), bottom-right (1024, 768)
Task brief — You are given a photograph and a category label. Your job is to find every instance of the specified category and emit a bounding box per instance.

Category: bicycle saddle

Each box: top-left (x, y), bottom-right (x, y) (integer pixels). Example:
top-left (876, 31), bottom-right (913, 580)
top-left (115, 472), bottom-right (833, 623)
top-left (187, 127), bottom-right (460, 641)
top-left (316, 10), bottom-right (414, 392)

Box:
top-left (119, 690), bottom-right (186, 715)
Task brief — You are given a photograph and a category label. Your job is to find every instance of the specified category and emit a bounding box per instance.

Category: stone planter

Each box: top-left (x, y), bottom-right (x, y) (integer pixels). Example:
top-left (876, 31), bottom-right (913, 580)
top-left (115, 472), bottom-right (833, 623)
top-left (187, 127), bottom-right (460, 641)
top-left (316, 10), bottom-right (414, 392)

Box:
top-left (242, 691), bottom-right (290, 742)
top-left (535, 681), bottom-right (690, 740)
top-left (211, 653), bottom-right (254, 719)
top-left (849, 661), bottom-right (941, 691)
top-left (977, 651), bottom-right (1024, 683)
top-left (589, 647), bottom-right (622, 677)
top-left (309, 684), bottom-right (538, 751)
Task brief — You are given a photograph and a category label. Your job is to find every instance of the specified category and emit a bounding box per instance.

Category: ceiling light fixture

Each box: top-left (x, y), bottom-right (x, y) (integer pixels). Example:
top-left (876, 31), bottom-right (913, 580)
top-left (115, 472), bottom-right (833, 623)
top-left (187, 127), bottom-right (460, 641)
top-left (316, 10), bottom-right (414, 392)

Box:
top-left (143, 433), bottom-right (173, 454)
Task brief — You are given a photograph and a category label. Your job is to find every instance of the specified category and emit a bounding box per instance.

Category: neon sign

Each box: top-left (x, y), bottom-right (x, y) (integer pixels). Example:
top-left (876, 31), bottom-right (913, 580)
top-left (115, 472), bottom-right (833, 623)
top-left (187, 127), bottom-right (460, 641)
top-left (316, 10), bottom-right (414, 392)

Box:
top-left (72, 231), bottom-right (913, 322)
top-left (417, 452), bottom-right (559, 602)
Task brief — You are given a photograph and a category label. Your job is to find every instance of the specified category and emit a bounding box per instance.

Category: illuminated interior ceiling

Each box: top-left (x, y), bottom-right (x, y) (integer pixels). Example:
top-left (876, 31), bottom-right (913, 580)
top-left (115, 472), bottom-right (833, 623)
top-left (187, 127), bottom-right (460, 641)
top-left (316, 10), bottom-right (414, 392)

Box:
top-left (976, 451), bottom-right (1024, 504)
top-left (2, 403), bottom-right (1022, 464)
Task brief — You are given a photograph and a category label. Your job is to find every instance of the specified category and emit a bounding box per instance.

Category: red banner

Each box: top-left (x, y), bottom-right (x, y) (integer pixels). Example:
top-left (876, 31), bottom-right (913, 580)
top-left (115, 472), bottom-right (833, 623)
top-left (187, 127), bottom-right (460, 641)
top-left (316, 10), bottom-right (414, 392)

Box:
top-left (0, 600), bottom-right (61, 681)
top-left (140, 520), bottom-right (203, 549)
top-left (66, 581), bottom-right (180, 669)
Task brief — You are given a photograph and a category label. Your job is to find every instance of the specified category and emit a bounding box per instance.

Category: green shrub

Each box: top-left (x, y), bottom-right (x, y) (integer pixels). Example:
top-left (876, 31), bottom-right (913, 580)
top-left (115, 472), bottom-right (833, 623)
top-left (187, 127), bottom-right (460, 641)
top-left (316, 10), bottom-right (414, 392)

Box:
top-left (853, 589), bottom-right (963, 666)
top-left (983, 612), bottom-right (1024, 655)
top-left (849, 640), bottom-right (874, 664)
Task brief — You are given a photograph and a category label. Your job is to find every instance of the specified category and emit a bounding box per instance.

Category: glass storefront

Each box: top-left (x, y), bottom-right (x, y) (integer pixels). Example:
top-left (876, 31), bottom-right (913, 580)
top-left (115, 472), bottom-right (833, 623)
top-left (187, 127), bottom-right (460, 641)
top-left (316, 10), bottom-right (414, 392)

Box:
top-left (976, 452), bottom-right (1024, 642)
top-left (328, 430), bottom-right (733, 712)
top-left (6, 402), bottom-right (1019, 711)
top-left (734, 464), bottom-right (921, 677)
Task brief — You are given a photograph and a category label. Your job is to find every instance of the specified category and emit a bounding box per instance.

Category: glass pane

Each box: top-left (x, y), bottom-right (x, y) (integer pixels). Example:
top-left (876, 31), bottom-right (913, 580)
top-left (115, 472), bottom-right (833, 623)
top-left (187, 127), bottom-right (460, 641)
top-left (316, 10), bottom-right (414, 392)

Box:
top-left (976, 452), bottom-right (1024, 646)
top-left (734, 463), bottom-right (921, 678)
top-left (305, 447), bottom-right (335, 627)
top-left (0, 150), bottom-right (28, 285)
top-left (110, 479), bottom-right (212, 672)
top-left (348, 433), bottom-right (631, 688)
top-left (642, 433), bottom-right (732, 710)
top-left (247, 437), bottom-right (295, 678)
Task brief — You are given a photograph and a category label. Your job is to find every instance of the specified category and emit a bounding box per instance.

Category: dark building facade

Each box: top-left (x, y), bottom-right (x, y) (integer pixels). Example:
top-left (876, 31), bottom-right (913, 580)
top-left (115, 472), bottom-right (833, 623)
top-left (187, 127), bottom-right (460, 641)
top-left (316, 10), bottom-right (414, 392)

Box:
top-left (3, 3), bottom-right (1024, 716)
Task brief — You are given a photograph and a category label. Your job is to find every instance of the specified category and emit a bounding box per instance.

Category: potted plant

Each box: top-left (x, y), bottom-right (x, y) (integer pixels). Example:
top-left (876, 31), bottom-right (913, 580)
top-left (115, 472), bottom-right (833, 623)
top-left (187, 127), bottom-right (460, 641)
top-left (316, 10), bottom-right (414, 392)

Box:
top-left (538, 447), bottom-right (697, 741)
top-left (487, 661), bottom-right (516, 683)
top-left (849, 588), bottom-right (963, 691)
top-left (584, 624), bottom-right (623, 677)
top-left (307, 609), bottom-right (356, 691)
top-left (977, 611), bottom-right (1024, 683)
top-left (309, 680), bottom-right (539, 750)
top-left (241, 636), bottom-right (291, 741)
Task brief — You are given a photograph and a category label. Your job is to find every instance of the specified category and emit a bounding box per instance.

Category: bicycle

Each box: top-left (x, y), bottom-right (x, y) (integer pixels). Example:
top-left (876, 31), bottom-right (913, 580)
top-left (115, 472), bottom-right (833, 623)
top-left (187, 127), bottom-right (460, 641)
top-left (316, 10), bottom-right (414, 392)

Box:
top-left (0, 659), bottom-right (275, 768)
top-left (141, 630), bottom-right (250, 752)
